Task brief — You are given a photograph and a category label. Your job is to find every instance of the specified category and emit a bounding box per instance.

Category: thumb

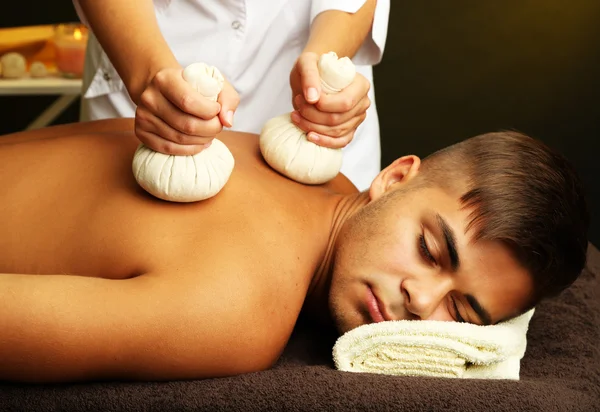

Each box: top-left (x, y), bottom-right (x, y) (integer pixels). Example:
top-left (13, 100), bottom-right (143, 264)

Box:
top-left (217, 80), bottom-right (240, 128)
top-left (298, 52), bottom-right (321, 104)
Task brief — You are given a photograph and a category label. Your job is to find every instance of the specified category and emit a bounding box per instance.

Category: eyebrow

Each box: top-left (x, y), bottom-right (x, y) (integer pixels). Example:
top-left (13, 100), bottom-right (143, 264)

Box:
top-left (435, 214), bottom-right (460, 271)
top-left (465, 294), bottom-right (492, 325)
top-left (433, 214), bottom-right (491, 325)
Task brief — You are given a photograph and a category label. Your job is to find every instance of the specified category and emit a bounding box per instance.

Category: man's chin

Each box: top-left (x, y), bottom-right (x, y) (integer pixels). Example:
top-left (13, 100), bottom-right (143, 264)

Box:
top-left (329, 283), bottom-right (371, 335)
top-left (331, 304), bottom-right (370, 335)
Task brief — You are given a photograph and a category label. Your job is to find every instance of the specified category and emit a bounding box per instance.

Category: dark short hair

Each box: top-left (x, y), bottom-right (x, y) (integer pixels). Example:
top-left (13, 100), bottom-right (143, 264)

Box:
top-left (422, 131), bottom-right (590, 305)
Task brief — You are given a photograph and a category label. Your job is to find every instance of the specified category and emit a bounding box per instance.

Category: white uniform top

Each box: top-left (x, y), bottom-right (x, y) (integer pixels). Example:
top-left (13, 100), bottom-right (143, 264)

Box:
top-left (74, 0), bottom-right (390, 190)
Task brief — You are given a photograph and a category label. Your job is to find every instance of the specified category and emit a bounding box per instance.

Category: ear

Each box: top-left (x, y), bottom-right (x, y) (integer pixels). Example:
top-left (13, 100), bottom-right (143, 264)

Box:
top-left (369, 155), bottom-right (421, 201)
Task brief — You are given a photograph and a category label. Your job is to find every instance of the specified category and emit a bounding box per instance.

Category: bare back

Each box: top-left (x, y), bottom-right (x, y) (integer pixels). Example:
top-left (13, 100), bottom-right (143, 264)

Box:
top-left (0, 119), bottom-right (358, 381)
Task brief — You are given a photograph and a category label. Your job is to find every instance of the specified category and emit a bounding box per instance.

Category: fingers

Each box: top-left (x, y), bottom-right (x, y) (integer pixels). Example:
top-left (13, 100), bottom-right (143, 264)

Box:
top-left (307, 132), bottom-right (355, 150)
top-left (134, 67), bottom-right (234, 155)
top-left (296, 52), bottom-right (321, 103)
top-left (140, 88), bottom-right (223, 137)
top-left (287, 72), bottom-right (371, 149)
top-left (135, 129), bottom-right (208, 156)
top-left (151, 69), bottom-right (221, 120)
top-left (135, 105), bottom-right (221, 156)
top-left (290, 110), bottom-right (364, 149)
top-left (293, 93), bottom-right (371, 128)
top-left (217, 80), bottom-right (240, 128)
top-left (313, 73), bottom-right (370, 113)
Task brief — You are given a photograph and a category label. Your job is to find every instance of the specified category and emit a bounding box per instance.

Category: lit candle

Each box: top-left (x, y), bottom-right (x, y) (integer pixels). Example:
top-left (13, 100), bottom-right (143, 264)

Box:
top-left (53, 24), bottom-right (88, 78)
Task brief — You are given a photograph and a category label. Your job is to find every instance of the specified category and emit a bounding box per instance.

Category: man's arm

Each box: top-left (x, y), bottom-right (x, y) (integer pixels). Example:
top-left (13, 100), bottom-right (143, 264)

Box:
top-left (0, 271), bottom-right (279, 382)
top-left (303, 0), bottom-right (378, 59)
top-left (76, 0), bottom-right (179, 104)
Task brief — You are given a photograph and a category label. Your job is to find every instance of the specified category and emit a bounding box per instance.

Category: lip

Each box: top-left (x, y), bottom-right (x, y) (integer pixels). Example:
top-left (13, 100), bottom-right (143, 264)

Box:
top-left (366, 286), bottom-right (386, 323)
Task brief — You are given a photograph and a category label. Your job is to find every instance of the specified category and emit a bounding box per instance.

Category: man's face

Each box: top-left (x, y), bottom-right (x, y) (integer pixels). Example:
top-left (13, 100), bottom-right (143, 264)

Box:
top-left (329, 158), bottom-right (534, 334)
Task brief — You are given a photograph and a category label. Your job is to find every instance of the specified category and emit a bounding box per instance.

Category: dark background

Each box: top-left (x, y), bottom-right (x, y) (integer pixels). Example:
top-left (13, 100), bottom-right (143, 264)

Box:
top-left (1, 1), bottom-right (598, 245)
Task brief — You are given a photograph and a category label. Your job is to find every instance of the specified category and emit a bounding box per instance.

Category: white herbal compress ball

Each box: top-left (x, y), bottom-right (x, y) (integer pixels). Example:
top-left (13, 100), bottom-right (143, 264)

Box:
top-left (29, 61), bottom-right (48, 78)
top-left (132, 63), bottom-right (235, 202)
top-left (0, 52), bottom-right (27, 79)
top-left (259, 52), bottom-right (356, 184)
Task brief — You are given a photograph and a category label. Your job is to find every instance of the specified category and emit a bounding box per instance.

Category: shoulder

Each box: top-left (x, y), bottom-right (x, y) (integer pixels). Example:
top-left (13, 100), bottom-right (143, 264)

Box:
top-left (325, 174), bottom-right (360, 195)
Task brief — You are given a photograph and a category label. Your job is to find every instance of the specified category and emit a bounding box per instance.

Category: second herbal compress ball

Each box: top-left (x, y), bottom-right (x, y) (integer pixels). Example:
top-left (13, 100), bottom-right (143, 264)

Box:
top-left (259, 52), bottom-right (356, 185)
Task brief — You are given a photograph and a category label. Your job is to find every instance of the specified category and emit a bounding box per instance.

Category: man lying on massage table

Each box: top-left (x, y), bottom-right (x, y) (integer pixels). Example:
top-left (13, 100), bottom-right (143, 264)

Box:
top-left (0, 118), bottom-right (589, 383)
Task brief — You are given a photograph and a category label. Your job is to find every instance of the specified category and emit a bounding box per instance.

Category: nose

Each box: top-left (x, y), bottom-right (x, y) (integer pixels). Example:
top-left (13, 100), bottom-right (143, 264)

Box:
top-left (401, 275), bottom-right (453, 320)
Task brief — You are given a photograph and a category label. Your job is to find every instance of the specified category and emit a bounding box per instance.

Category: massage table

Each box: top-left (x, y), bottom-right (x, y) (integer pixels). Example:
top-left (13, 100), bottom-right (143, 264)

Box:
top-left (1, 244), bottom-right (598, 411)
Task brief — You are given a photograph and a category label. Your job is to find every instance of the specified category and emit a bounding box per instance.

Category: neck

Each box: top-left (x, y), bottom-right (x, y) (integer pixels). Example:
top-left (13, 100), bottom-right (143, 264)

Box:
top-left (303, 191), bottom-right (371, 324)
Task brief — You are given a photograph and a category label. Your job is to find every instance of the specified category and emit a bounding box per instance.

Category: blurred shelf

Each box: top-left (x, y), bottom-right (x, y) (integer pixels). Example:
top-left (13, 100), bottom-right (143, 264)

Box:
top-left (0, 75), bottom-right (81, 95)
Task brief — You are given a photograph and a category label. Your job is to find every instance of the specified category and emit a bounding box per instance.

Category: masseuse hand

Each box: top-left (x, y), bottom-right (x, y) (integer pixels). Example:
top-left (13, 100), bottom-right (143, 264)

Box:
top-left (289, 52), bottom-right (371, 149)
top-left (133, 67), bottom-right (240, 156)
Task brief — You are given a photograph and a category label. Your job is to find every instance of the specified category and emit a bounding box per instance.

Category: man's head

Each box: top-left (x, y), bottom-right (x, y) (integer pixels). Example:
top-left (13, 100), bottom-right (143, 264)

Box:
top-left (329, 131), bottom-right (589, 334)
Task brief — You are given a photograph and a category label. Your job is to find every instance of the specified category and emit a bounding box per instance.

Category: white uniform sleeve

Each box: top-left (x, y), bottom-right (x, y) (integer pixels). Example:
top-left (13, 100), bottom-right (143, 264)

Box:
top-left (310, 0), bottom-right (390, 66)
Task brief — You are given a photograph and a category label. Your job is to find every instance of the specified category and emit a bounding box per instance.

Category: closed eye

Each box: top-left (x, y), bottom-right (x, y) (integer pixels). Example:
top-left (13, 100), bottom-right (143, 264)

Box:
top-left (451, 296), bottom-right (466, 323)
top-left (418, 234), bottom-right (436, 265)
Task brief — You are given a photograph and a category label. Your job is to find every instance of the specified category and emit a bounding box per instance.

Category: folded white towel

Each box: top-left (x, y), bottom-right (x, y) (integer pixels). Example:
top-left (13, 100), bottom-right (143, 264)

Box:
top-left (332, 309), bottom-right (535, 380)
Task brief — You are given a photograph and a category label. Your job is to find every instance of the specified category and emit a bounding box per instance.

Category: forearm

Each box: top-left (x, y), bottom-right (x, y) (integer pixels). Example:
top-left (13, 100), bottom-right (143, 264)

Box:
top-left (303, 0), bottom-right (377, 58)
top-left (77, 0), bottom-right (179, 103)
